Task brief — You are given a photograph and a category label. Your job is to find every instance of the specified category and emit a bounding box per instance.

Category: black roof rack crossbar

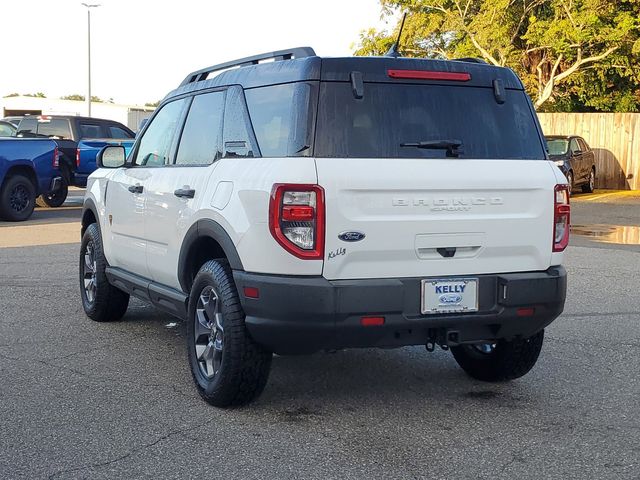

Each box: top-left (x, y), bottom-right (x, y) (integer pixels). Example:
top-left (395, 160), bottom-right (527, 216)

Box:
top-left (179, 47), bottom-right (317, 87)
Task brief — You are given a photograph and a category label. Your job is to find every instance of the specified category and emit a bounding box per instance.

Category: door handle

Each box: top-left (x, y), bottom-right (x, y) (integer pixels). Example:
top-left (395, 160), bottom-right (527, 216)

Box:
top-left (174, 188), bottom-right (195, 199)
top-left (128, 184), bottom-right (143, 194)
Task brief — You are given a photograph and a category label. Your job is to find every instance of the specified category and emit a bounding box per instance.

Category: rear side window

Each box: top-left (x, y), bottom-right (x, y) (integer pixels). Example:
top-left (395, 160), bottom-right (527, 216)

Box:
top-left (175, 90), bottom-right (225, 166)
top-left (132, 98), bottom-right (188, 167)
top-left (108, 126), bottom-right (133, 139)
top-left (38, 119), bottom-right (71, 139)
top-left (80, 123), bottom-right (102, 138)
top-left (314, 83), bottom-right (546, 160)
top-left (245, 83), bottom-right (315, 157)
top-left (17, 118), bottom-right (37, 136)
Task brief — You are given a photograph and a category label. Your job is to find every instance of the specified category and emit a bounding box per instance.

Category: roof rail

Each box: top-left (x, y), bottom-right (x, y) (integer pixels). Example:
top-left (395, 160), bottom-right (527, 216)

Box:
top-left (452, 57), bottom-right (488, 64)
top-left (179, 47), bottom-right (317, 87)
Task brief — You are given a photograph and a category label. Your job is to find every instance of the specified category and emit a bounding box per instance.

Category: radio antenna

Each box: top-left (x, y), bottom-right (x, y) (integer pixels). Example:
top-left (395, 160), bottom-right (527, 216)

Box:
top-left (385, 13), bottom-right (407, 58)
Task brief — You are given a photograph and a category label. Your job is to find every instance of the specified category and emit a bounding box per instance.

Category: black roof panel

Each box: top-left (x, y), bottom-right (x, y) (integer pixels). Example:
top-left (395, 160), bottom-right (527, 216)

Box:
top-left (164, 53), bottom-right (524, 102)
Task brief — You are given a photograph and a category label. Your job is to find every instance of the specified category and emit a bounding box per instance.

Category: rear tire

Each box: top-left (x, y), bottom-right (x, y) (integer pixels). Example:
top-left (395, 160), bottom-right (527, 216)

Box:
top-left (36, 176), bottom-right (69, 208)
top-left (187, 259), bottom-right (272, 407)
top-left (582, 168), bottom-right (595, 193)
top-left (450, 330), bottom-right (544, 382)
top-left (79, 223), bottom-right (130, 322)
top-left (0, 174), bottom-right (36, 221)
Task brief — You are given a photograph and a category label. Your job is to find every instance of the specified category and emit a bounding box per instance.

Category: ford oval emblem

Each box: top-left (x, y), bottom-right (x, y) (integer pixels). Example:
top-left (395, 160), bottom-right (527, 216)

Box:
top-left (338, 231), bottom-right (366, 242)
top-left (440, 293), bottom-right (462, 304)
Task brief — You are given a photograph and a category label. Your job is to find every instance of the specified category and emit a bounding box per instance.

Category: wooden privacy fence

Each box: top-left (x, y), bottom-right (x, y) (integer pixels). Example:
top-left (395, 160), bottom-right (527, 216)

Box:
top-left (537, 113), bottom-right (640, 190)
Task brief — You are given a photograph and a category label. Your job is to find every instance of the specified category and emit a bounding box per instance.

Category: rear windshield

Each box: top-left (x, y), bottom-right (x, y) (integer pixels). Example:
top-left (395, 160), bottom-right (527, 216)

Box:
top-left (546, 138), bottom-right (569, 155)
top-left (314, 83), bottom-right (546, 160)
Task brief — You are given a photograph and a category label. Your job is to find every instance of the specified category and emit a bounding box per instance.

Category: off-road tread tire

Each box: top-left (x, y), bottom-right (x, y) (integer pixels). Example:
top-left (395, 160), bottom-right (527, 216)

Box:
top-left (187, 259), bottom-right (272, 408)
top-left (80, 223), bottom-right (129, 322)
top-left (450, 330), bottom-right (544, 382)
top-left (0, 174), bottom-right (36, 221)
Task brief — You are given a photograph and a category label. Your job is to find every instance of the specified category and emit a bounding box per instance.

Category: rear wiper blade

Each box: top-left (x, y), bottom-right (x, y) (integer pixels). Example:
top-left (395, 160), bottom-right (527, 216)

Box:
top-left (400, 139), bottom-right (463, 157)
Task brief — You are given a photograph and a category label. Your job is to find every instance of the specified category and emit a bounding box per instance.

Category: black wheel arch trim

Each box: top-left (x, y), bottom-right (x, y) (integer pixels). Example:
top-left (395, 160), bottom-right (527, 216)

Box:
top-left (81, 198), bottom-right (100, 237)
top-left (178, 219), bottom-right (244, 293)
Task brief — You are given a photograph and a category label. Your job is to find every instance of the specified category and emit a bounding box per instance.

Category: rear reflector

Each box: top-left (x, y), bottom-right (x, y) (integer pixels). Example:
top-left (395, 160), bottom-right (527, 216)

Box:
top-left (388, 69), bottom-right (471, 81)
top-left (282, 205), bottom-right (314, 222)
top-left (361, 316), bottom-right (385, 326)
top-left (53, 146), bottom-right (59, 168)
top-left (243, 287), bottom-right (259, 299)
top-left (517, 307), bottom-right (535, 317)
top-left (76, 148), bottom-right (81, 167)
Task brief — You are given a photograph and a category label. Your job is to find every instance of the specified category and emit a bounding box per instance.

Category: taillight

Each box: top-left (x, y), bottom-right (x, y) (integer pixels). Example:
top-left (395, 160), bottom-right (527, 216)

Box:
top-left (76, 148), bottom-right (80, 167)
top-left (553, 184), bottom-right (570, 252)
top-left (269, 184), bottom-right (325, 259)
top-left (53, 146), bottom-right (59, 168)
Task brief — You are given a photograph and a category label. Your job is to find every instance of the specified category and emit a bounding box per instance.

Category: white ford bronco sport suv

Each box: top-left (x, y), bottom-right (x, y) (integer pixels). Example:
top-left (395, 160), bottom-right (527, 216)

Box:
top-left (79, 47), bottom-right (569, 407)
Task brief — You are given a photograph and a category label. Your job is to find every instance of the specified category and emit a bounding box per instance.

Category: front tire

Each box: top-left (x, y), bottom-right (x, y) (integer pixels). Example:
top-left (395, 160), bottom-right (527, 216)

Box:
top-left (187, 259), bottom-right (272, 407)
top-left (450, 330), bottom-right (544, 382)
top-left (79, 223), bottom-right (130, 322)
top-left (0, 174), bottom-right (36, 221)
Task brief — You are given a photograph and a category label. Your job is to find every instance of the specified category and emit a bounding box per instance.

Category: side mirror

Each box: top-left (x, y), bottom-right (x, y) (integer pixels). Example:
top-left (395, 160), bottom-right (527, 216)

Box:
top-left (97, 145), bottom-right (126, 168)
top-left (572, 150), bottom-right (582, 156)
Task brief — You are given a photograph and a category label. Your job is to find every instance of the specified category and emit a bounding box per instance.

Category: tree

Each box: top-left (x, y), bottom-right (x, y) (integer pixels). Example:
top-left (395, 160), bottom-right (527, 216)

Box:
top-left (60, 94), bottom-right (105, 102)
top-left (354, 0), bottom-right (640, 111)
top-left (3, 93), bottom-right (20, 98)
top-left (145, 100), bottom-right (161, 107)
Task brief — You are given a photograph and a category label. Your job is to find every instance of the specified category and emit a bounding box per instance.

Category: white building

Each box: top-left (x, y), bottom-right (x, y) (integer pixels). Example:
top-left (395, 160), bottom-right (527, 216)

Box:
top-left (0, 95), bottom-right (155, 130)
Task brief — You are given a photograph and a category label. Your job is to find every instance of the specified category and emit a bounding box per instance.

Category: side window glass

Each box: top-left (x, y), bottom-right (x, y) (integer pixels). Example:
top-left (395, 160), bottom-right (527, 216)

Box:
top-left (245, 82), bottom-right (315, 157)
top-left (38, 119), bottom-right (71, 139)
top-left (80, 123), bottom-right (102, 138)
top-left (578, 138), bottom-right (589, 152)
top-left (222, 87), bottom-right (256, 158)
top-left (108, 126), bottom-right (134, 139)
top-left (132, 99), bottom-right (188, 167)
top-left (175, 91), bottom-right (225, 166)
top-left (569, 139), bottom-right (580, 154)
top-left (17, 118), bottom-right (37, 137)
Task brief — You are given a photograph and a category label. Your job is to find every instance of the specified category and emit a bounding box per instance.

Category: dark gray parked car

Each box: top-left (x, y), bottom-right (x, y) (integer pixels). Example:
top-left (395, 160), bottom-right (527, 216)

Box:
top-left (546, 135), bottom-right (596, 194)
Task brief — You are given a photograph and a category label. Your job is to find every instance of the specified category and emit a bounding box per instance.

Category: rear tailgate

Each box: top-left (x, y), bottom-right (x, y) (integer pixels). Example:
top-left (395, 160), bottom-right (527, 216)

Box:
top-left (317, 158), bottom-right (557, 280)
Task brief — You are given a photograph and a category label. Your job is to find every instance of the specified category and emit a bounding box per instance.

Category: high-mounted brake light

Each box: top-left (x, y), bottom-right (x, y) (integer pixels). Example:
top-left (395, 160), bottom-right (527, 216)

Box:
top-left (53, 146), bottom-right (59, 168)
top-left (553, 184), bottom-right (570, 252)
top-left (76, 148), bottom-right (81, 167)
top-left (387, 69), bottom-right (471, 81)
top-left (269, 184), bottom-right (325, 259)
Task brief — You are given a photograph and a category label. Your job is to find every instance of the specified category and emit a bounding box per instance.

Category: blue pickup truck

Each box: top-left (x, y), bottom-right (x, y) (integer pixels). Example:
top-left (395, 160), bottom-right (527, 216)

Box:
top-left (75, 139), bottom-right (135, 187)
top-left (0, 138), bottom-right (62, 221)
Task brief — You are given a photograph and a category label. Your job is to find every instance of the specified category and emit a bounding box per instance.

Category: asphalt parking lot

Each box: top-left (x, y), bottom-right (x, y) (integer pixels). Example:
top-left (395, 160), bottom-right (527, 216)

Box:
top-left (0, 190), bottom-right (639, 479)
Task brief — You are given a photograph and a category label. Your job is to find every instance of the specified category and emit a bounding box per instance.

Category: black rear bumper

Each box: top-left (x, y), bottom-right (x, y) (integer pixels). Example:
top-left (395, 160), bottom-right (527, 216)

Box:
top-left (233, 267), bottom-right (567, 355)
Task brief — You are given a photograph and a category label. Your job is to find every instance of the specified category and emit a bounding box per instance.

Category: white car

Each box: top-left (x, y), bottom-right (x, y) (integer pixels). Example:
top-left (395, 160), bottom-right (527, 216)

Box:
top-left (79, 47), bottom-right (569, 407)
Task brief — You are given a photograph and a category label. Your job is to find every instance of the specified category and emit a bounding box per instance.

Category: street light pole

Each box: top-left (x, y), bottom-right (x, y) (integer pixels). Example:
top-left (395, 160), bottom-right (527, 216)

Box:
top-left (82, 3), bottom-right (100, 117)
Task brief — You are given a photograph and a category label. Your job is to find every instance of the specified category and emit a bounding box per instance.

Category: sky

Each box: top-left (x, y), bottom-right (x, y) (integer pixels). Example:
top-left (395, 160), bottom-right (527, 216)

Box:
top-left (1, 0), bottom-right (393, 105)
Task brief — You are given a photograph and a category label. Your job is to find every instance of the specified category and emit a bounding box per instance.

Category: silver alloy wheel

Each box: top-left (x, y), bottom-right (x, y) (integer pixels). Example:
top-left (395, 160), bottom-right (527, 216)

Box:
top-left (194, 285), bottom-right (224, 379)
top-left (589, 170), bottom-right (595, 191)
top-left (567, 172), bottom-right (573, 195)
top-left (83, 241), bottom-right (98, 303)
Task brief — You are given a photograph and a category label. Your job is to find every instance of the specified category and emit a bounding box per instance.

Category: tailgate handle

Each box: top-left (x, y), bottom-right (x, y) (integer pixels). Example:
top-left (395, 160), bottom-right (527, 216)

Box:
top-left (437, 247), bottom-right (457, 258)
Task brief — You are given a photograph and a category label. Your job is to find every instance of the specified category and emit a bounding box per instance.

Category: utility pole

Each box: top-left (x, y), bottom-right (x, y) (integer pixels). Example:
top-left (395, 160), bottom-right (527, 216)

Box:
top-left (82, 3), bottom-right (100, 117)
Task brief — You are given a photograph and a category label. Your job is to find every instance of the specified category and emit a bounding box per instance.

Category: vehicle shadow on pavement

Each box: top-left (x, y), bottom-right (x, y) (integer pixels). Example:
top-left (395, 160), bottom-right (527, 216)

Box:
top-left (111, 302), bottom-right (539, 416)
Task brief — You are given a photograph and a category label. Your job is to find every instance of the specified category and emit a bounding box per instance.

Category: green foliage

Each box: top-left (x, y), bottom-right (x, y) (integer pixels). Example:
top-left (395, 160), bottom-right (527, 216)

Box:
top-left (144, 100), bottom-right (161, 107)
top-left (60, 94), bottom-right (105, 102)
top-left (355, 0), bottom-right (640, 112)
top-left (3, 93), bottom-right (20, 98)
